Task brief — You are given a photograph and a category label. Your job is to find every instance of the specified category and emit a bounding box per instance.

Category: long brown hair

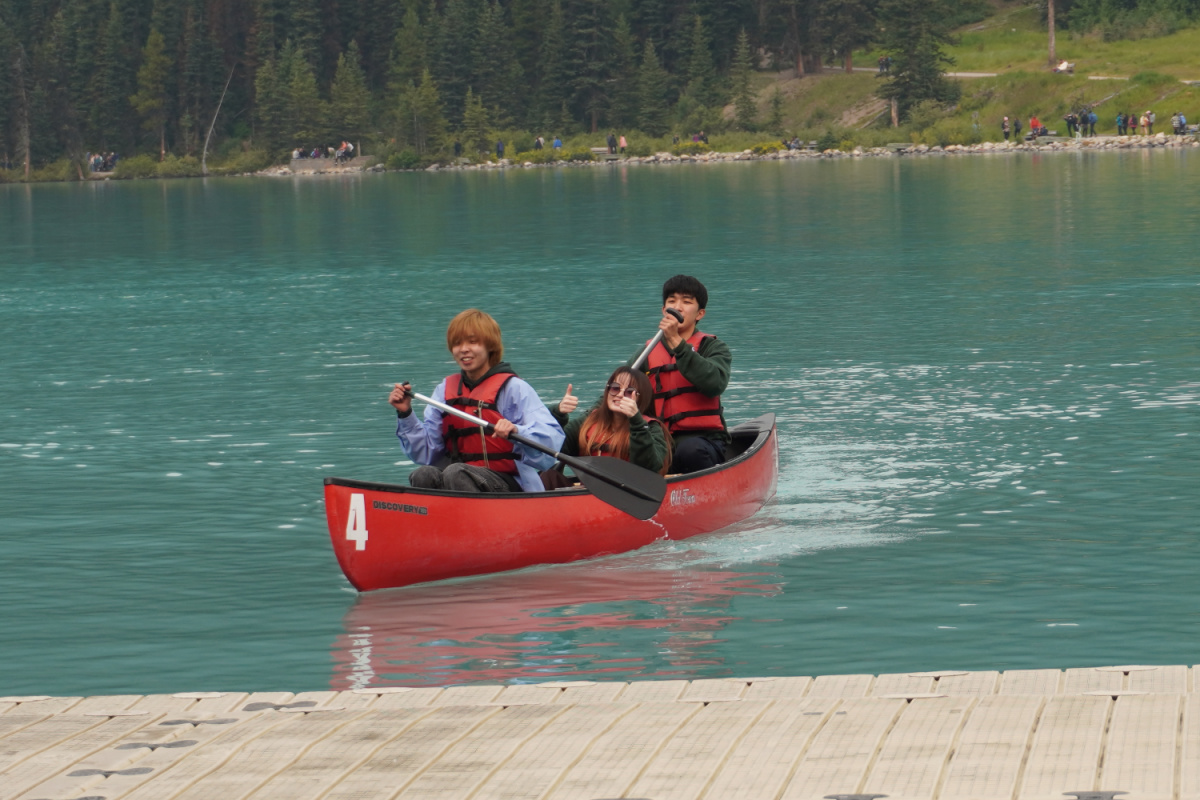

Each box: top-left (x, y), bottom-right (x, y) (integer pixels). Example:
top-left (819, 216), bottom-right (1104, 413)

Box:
top-left (578, 367), bottom-right (672, 474)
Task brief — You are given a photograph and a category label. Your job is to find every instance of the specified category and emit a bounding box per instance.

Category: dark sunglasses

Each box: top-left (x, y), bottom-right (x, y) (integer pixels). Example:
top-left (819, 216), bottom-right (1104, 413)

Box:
top-left (606, 383), bottom-right (638, 398)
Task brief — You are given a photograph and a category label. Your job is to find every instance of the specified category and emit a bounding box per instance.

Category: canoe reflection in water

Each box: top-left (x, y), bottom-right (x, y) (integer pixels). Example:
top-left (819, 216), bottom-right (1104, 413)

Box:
top-left (331, 560), bottom-right (781, 690)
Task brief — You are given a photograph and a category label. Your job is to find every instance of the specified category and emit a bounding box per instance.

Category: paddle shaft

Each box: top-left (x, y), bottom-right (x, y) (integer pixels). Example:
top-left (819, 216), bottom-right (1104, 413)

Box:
top-left (410, 391), bottom-right (661, 503)
top-left (631, 308), bottom-right (685, 370)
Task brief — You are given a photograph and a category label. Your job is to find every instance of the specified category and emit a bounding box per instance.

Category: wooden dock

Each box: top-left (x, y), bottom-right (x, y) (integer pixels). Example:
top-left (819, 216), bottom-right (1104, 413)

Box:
top-left (3, 665), bottom-right (1199, 800)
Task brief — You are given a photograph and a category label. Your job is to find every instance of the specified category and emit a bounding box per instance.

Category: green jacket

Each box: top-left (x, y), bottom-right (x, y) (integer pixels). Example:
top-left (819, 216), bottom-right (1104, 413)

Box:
top-left (630, 333), bottom-right (732, 444)
top-left (550, 406), bottom-right (670, 474)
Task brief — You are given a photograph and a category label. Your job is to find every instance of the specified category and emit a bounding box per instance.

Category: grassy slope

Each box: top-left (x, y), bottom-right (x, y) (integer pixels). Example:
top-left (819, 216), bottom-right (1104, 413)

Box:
top-left (749, 0), bottom-right (1200, 144)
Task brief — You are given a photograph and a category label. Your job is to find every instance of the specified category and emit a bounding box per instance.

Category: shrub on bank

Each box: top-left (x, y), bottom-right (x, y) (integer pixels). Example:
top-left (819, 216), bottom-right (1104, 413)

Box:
top-left (32, 159), bottom-right (83, 182)
top-left (750, 141), bottom-right (781, 155)
top-left (562, 147), bottom-right (595, 162)
top-left (671, 141), bottom-right (710, 156)
top-left (208, 149), bottom-right (275, 175)
top-left (386, 150), bottom-right (422, 170)
top-left (514, 148), bottom-right (559, 164)
top-left (113, 154), bottom-right (158, 179)
top-left (156, 155), bottom-right (202, 178)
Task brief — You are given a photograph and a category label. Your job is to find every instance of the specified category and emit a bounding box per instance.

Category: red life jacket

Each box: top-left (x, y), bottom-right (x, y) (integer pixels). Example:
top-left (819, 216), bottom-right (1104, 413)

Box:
top-left (645, 331), bottom-right (726, 434)
top-left (440, 370), bottom-right (520, 475)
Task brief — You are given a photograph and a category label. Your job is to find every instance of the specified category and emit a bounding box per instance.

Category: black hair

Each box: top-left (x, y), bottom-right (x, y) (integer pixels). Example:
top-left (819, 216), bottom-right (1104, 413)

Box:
top-left (662, 275), bottom-right (708, 309)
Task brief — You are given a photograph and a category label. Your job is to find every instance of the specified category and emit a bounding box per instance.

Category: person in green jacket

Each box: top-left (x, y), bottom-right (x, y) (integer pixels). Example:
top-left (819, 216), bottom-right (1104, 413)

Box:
top-left (542, 367), bottom-right (671, 489)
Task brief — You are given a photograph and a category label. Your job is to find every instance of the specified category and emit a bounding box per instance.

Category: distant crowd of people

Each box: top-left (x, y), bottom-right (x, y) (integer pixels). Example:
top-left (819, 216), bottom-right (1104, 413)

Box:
top-left (87, 152), bottom-right (119, 172)
top-left (1000, 108), bottom-right (1191, 140)
top-left (291, 141), bottom-right (355, 163)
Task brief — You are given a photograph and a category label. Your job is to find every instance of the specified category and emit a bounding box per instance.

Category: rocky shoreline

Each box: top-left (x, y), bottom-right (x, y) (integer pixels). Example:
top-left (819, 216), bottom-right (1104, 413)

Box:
top-left (253, 132), bottom-right (1200, 177)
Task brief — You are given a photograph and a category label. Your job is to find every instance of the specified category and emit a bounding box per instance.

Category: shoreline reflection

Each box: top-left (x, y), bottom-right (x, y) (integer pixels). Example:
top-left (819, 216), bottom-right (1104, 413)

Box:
top-left (331, 558), bottom-right (781, 689)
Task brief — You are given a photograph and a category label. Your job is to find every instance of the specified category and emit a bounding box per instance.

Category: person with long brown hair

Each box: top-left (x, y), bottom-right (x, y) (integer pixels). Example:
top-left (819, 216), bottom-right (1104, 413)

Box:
top-left (543, 367), bottom-right (671, 488)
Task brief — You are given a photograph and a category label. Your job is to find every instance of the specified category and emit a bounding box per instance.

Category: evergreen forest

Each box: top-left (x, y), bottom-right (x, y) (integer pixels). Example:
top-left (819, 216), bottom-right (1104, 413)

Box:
top-left (1, 0), bottom-right (1198, 174)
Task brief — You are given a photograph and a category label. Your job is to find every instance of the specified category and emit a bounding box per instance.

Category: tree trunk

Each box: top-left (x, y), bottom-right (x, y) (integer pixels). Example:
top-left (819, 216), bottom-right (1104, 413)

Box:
top-left (795, 50), bottom-right (805, 76)
top-left (1048, 0), bottom-right (1057, 67)
top-left (13, 44), bottom-right (31, 180)
top-left (891, 98), bottom-right (899, 127)
top-left (160, 125), bottom-right (166, 161)
top-left (202, 64), bottom-right (237, 176)
top-left (845, 53), bottom-right (853, 73)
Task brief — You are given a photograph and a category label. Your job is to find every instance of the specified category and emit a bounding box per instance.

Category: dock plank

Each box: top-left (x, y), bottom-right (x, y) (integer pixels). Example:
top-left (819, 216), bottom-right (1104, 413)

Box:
top-left (937, 671), bottom-right (1000, 696)
top-left (1019, 695), bottom-right (1109, 798)
top-left (1063, 667), bottom-right (1124, 694)
top-left (393, 704), bottom-right (566, 799)
top-left (743, 676), bottom-right (812, 701)
top-left (779, 698), bottom-right (907, 799)
top-left (1100, 694), bottom-right (1180, 800)
top-left (1127, 664), bottom-right (1188, 693)
top-left (807, 674), bottom-right (873, 699)
top-left (940, 696), bottom-right (1042, 800)
top-left (618, 679), bottom-right (688, 703)
top-left (165, 710), bottom-right (365, 800)
top-left (553, 682), bottom-right (627, 704)
top-left (321, 706), bottom-right (498, 800)
top-left (629, 700), bottom-right (769, 800)
top-left (472, 703), bottom-right (635, 800)
top-left (999, 669), bottom-right (1062, 695)
top-left (864, 696), bottom-right (973, 800)
top-left (0, 713), bottom-right (161, 800)
top-left (1182, 694), bottom-right (1200, 799)
top-left (872, 674), bottom-right (935, 697)
top-left (704, 699), bottom-right (837, 800)
top-left (547, 701), bottom-right (700, 799)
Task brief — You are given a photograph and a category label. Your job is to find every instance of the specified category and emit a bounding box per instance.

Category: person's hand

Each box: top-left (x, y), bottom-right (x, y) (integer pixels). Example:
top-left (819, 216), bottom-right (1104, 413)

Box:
top-left (614, 395), bottom-right (639, 418)
top-left (558, 383), bottom-right (578, 415)
top-left (659, 310), bottom-right (683, 349)
top-left (493, 418), bottom-right (517, 439)
top-left (389, 382), bottom-right (412, 413)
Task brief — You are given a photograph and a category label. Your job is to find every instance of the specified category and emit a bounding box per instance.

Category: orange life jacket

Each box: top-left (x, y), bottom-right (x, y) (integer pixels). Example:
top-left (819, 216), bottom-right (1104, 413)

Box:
top-left (441, 370), bottom-right (520, 475)
top-left (645, 331), bottom-right (726, 434)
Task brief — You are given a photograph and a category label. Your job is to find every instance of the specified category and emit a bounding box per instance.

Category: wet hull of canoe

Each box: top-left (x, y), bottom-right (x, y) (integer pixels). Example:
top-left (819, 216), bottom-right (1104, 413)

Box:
top-left (323, 414), bottom-right (778, 591)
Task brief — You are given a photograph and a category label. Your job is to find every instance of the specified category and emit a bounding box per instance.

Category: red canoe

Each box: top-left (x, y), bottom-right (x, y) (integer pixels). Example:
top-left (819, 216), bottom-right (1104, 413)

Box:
top-left (323, 413), bottom-right (778, 591)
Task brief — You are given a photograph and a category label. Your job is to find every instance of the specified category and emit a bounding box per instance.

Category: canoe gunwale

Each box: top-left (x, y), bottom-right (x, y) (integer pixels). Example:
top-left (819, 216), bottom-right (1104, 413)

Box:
top-left (323, 412), bottom-right (776, 499)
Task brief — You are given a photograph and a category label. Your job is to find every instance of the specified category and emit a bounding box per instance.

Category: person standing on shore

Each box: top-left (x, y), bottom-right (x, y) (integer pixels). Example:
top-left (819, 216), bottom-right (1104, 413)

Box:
top-left (1147, 110), bottom-right (1156, 134)
top-left (1064, 112), bottom-right (1076, 138)
top-left (1140, 112), bottom-right (1150, 135)
top-left (1002, 116), bottom-right (1011, 141)
top-left (1116, 112), bottom-right (1126, 136)
top-left (1029, 115), bottom-right (1041, 139)
top-left (1088, 110), bottom-right (1097, 136)
top-left (1013, 116), bottom-right (1022, 140)
top-left (619, 134), bottom-right (627, 154)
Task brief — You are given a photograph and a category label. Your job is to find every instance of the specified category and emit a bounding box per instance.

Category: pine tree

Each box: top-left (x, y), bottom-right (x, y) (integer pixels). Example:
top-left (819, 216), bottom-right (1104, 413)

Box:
top-left (461, 87), bottom-right (490, 154)
top-left (534, 0), bottom-right (569, 129)
top-left (730, 29), bottom-right (757, 131)
top-left (91, 2), bottom-right (135, 151)
top-left (387, 2), bottom-right (425, 99)
top-left (254, 45), bottom-right (290, 151)
top-left (397, 68), bottom-right (446, 153)
top-left (330, 41), bottom-right (371, 143)
top-left (431, 0), bottom-right (480, 125)
top-left (684, 15), bottom-right (718, 107)
top-left (566, 0), bottom-right (613, 132)
top-left (472, 1), bottom-right (523, 126)
top-left (130, 28), bottom-right (171, 158)
top-left (766, 86), bottom-right (784, 132)
top-left (875, 0), bottom-right (959, 120)
top-left (288, 49), bottom-right (327, 144)
top-left (607, 14), bottom-right (639, 129)
top-left (288, 0), bottom-right (322, 72)
top-left (636, 39), bottom-right (669, 136)
top-left (821, 0), bottom-right (878, 72)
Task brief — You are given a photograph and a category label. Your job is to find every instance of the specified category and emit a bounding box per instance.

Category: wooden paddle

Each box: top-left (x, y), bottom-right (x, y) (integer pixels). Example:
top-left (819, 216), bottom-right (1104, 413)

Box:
top-left (410, 391), bottom-right (666, 520)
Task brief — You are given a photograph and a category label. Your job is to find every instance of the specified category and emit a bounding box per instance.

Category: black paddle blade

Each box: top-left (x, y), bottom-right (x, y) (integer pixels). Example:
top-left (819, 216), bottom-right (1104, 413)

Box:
top-left (569, 456), bottom-right (667, 520)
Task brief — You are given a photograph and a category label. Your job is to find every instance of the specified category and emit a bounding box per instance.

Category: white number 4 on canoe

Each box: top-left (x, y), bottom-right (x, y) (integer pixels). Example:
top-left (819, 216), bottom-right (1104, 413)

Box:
top-left (346, 493), bottom-right (369, 551)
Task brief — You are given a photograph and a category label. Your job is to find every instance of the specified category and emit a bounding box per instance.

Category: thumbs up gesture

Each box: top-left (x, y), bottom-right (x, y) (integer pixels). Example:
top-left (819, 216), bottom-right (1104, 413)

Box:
top-left (558, 383), bottom-right (578, 415)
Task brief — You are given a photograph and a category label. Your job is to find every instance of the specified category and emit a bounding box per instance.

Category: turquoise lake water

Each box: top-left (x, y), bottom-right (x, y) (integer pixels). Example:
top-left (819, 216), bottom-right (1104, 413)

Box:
top-left (2, 154), bottom-right (1198, 696)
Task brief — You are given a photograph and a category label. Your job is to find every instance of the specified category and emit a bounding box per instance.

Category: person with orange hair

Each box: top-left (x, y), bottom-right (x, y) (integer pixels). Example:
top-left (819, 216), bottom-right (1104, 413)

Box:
top-left (544, 367), bottom-right (671, 489)
top-left (389, 309), bottom-right (563, 493)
